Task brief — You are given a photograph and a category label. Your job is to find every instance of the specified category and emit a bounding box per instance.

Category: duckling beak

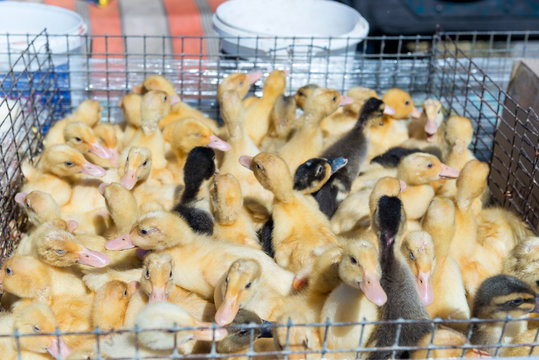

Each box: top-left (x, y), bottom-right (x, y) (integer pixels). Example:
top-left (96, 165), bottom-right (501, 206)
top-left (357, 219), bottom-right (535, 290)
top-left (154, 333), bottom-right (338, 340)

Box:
top-left (77, 246), bottom-right (110, 267)
top-left (170, 95), bottom-right (180, 106)
top-left (238, 155), bottom-right (253, 170)
top-left (424, 118), bottom-right (439, 140)
top-left (411, 106), bottom-right (422, 118)
top-left (360, 271), bottom-right (387, 306)
top-left (193, 321), bottom-right (228, 341)
top-left (416, 270), bottom-right (434, 306)
top-left (89, 141), bottom-right (112, 159)
top-left (207, 135), bottom-right (232, 152)
top-left (215, 295), bottom-right (240, 326)
top-left (383, 105), bottom-right (396, 116)
top-left (246, 71), bottom-right (264, 86)
top-left (14, 192), bottom-right (27, 206)
top-left (120, 169), bottom-right (138, 190)
top-left (105, 233), bottom-right (135, 250)
top-left (327, 157), bottom-right (348, 174)
top-left (339, 96), bottom-right (354, 106)
top-left (399, 180), bottom-right (407, 193)
top-left (109, 148), bottom-right (119, 167)
top-left (81, 162), bottom-right (106, 177)
top-left (149, 286), bottom-right (168, 303)
top-left (47, 337), bottom-right (71, 360)
top-left (438, 164), bottom-right (460, 179)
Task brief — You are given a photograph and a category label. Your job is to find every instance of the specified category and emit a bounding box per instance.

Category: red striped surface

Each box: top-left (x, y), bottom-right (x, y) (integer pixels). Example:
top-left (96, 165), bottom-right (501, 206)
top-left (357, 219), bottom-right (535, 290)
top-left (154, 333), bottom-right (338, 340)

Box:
top-left (162, 0), bottom-right (205, 56)
top-left (44, 0), bottom-right (76, 11)
top-left (88, 0), bottom-right (124, 56)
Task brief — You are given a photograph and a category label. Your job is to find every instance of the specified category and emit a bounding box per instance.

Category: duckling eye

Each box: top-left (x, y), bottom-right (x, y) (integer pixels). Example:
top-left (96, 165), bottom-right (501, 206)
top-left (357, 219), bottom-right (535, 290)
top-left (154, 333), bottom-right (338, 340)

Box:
top-left (302, 338), bottom-right (309, 348)
top-left (245, 282), bottom-right (252, 289)
top-left (349, 256), bottom-right (357, 265)
top-left (332, 96), bottom-right (337, 102)
top-left (409, 251), bottom-right (415, 261)
top-left (427, 163), bottom-right (433, 169)
top-left (123, 289), bottom-right (128, 297)
top-left (437, 109), bottom-right (441, 114)
top-left (404, 100), bottom-right (410, 106)
top-left (508, 298), bottom-right (524, 307)
top-left (163, 96), bottom-right (168, 102)
top-left (238, 329), bottom-right (248, 336)
top-left (255, 163), bottom-right (262, 171)
top-left (74, 137), bottom-right (82, 142)
top-left (169, 270), bottom-right (173, 279)
top-left (56, 249), bottom-right (65, 255)
top-left (139, 228), bottom-right (148, 236)
top-left (239, 81), bottom-right (244, 86)
top-left (5, 267), bottom-right (12, 275)
top-left (194, 133), bottom-right (201, 138)
top-left (25, 200), bottom-right (32, 208)
top-left (298, 90), bottom-right (304, 96)
top-left (65, 161), bottom-right (74, 167)
top-left (33, 325), bottom-right (41, 333)
top-left (315, 165), bottom-right (324, 176)
top-left (142, 160), bottom-right (148, 167)
top-left (225, 276), bottom-right (229, 284)
top-left (144, 269), bottom-right (150, 279)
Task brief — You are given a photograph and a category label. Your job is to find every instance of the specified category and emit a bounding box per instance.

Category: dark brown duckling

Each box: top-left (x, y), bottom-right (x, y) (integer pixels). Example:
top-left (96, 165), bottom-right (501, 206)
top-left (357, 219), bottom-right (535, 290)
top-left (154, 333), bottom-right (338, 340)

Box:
top-left (216, 309), bottom-right (273, 355)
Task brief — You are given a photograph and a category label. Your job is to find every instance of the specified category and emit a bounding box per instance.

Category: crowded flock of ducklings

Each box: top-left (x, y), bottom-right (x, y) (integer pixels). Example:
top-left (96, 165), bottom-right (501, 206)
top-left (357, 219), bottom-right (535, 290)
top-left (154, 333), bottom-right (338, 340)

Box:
top-left (0, 69), bottom-right (537, 360)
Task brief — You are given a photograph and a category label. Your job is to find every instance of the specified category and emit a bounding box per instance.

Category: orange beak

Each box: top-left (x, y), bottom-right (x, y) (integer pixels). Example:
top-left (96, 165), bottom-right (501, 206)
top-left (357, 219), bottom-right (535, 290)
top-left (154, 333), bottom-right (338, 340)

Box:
top-left (214, 294), bottom-right (240, 326)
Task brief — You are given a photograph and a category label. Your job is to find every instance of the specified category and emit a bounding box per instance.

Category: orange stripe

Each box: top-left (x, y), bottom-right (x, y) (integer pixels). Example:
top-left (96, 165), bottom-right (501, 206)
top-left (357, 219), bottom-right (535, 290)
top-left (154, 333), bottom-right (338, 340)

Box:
top-left (162, 0), bottom-right (205, 56)
top-left (207, 0), bottom-right (227, 13)
top-left (88, 0), bottom-right (124, 56)
top-left (44, 0), bottom-right (76, 11)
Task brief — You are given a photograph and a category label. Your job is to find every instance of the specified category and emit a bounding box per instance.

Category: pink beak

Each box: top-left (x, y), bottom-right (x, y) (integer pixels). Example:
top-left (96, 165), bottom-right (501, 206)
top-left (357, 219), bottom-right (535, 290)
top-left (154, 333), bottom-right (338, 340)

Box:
top-left (120, 169), bottom-right (138, 190)
top-left (417, 271), bottom-right (434, 306)
top-left (424, 118), bottom-right (439, 136)
top-left (109, 148), bottom-right (119, 167)
top-left (81, 162), bottom-right (106, 177)
top-left (383, 105), bottom-right (396, 116)
top-left (105, 233), bottom-right (135, 250)
top-left (238, 155), bottom-right (253, 170)
top-left (410, 106), bottom-right (421, 118)
top-left (149, 286), bottom-right (168, 303)
top-left (340, 96), bottom-right (354, 106)
top-left (77, 246), bottom-right (110, 267)
top-left (89, 141), bottom-right (112, 159)
top-left (246, 71), bottom-right (264, 86)
top-left (14, 192), bottom-right (27, 206)
top-left (399, 180), bottom-right (407, 193)
top-left (360, 271), bottom-right (387, 306)
top-left (170, 95), bottom-right (180, 106)
top-left (193, 322), bottom-right (228, 341)
top-left (215, 295), bottom-right (240, 326)
top-left (207, 135), bottom-right (232, 151)
top-left (47, 337), bottom-right (71, 360)
top-left (439, 164), bottom-right (460, 179)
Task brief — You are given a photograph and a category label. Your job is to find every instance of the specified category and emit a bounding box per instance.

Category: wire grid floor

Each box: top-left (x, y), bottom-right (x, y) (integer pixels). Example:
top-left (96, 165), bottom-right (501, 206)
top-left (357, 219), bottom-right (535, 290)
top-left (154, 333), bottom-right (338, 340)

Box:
top-left (0, 31), bottom-right (537, 359)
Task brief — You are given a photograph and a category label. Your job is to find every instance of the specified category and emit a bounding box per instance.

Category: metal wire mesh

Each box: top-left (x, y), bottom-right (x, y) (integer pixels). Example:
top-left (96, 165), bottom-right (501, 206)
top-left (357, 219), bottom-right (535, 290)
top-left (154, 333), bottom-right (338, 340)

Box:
top-left (0, 31), bottom-right (537, 359)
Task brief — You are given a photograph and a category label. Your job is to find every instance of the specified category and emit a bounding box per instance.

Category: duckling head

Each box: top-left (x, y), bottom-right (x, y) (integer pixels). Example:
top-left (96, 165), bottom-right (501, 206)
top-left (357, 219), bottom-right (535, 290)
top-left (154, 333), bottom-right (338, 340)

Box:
top-left (218, 71), bottom-right (263, 101)
top-left (401, 231), bottom-right (435, 306)
top-left (140, 252), bottom-right (175, 303)
top-left (210, 173), bottom-right (243, 225)
top-left (472, 274), bottom-right (537, 320)
top-left (101, 182), bottom-right (138, 232)
top-left (372, 195), bottom-right (406, 249)
top-left (295, 83), bottom-right (319, 110)
top-left (142, 75), bottom-right (180, 104)
top-left (346, 86), bottom-right (379, 103)
top-left (455, 160), bottom-right (489, 211)
top-left (105, 210), bottom-right (192, 251)
top-left (421, 98), bottom-right (444, 142)
top-left (64, 122), bottom-right (111, 159)
top-left (368, 177), bottom-right (405, 218)
top-left (119, 146), bottom-right (152, 190)
top-left (215, 258), bottom-right (262, 326)
top-left (0, 255), bottom-right (51, 301)
top-left (340, 239), bottom-right (387, 306)
top-left (73, 99), bottom-right (102, 127)
top-left (13, 302), bottom-right (71, 359)
top-left (15, 190), bottom-right (60, 226)
top-left (398, 152), bottom-right (459, 185)
top-left (382, 88), bottom-right (421, 119)
top-left (120, 93), bottom-right (142, 128)
top-left (303, 87), bottom-right (343, 119)
top-left (93, 123), bottom-right (120, 162)
top-left (505, 237), bottom-right (539, 293)
top-left (41, 144), bottom-right (106, 178)
top-left (183, 146), bottom-right (217, 189)
top-left (356, 97), bottom-right (386, 128)
top-left (92, 280), bottom-right (137, 331)
top-left (37, 228), bottom-right (110, 268)
top-left (140, 90), bottom-right (172, 134)
top-left (262, 70), bottom-right (287, 97)
top-left (164, 118), bottom-right (230, 155)
top-left (293, 157), bottom-right (348, 194)
top-left (240, 152), bottom-right (293, 202)
top-left (445, 115), bottom-right (474, 150)
top-left (135, 302), bottom-right (227, 350)
top-left (216, 309), bottom-right (264, 354)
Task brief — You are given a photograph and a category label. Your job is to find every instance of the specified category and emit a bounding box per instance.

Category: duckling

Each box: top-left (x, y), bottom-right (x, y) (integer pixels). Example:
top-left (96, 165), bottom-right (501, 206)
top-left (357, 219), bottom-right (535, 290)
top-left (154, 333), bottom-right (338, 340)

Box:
top-left (422, 197), bottom-right (470, 328)
top-left (0, 302), bottom-right (72, 360)
top-left (407, 98), bottom-right (444, 143)
top-left (320, 239), bottom-right (386, 357)
top-left (313, 98), bottom-right (386, 218)
top-left (172, 146), bottom-right (215, 235)
top-left (92, 280), bottom-right (137, 331)
top-left (366, 195), bottom-right (432, 360)
top-left (240, 153), bottom-right (339, 276)
top-left (367, 88), bottom-right (421, 160)
top-left (294, 83), bottom-right (319, 110)
top-left (260, 94), bottom-right (297, 152)
top-left (91, 122), bottom-right (121, 167)
top-left (410, 326), bottom-right (487, 359)
top-left (293, 157), bottom-right (348, 195)
top-left (63, 121), bottom-right (112, 161)
top-left (214, 258), bottom-right (288, 326)
top-left (278, 87), bottom-right (346, 172)
top-left (370, 146), bottom-right (425, 168)
top-left (43, 99), bottom-right (102, 148)
top-left (400, 231), bottom-right (435, 307)
top-left (244, 70), bottom-right (287, 146)
top-left (219, 89), bottom-right (273, 219)
top-left (218, 71), bottom-right (264, 103)
top-left (209, 173), bottom-right (261, 249)
top-left (503, 236), bottom-right (539, 293)
top-left (21, 144), bottom-right (106, 207)
top-left (15, 190), bottom-right (61, 227)
top-left (470, 274), bottom-right (537, 355)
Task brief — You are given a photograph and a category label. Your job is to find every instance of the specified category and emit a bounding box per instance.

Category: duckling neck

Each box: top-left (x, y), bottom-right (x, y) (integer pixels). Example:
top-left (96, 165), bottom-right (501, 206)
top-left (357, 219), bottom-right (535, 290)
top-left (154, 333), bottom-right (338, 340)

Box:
top-left (181, 176), bottom-right (207, 205)
top-left (302, 111), bottom-right (325, 128)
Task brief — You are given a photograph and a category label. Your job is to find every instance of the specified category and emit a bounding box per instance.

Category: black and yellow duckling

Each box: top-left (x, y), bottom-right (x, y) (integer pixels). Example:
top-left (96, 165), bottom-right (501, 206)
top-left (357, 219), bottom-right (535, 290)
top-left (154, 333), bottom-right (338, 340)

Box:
top-left (470, 274), bottom-right (538, 355)
top-left (370, 146), bottom-right (441, 168)
top-left (172, 146), bottom-right (215, 235)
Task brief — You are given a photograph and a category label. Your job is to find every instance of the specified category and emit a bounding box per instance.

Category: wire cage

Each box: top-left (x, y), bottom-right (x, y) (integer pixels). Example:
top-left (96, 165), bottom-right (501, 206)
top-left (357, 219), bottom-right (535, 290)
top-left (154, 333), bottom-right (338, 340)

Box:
top-left (0, 31), bottom-right (538, 359)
